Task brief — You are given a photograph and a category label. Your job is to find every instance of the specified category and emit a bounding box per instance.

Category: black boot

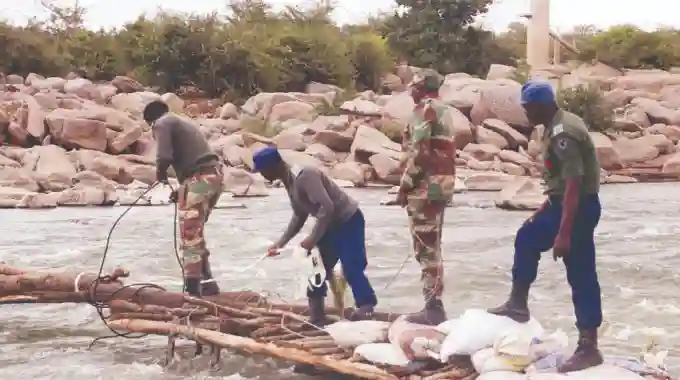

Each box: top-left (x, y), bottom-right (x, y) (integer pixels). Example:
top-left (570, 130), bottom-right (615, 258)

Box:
top-left (487, 282), bottom-right (530, 323)
top-left (201, 279), bottom-right (220, 296)
top-left (199, 259), bottom-right (220, 296)
top-left (404, 299), bottom-right (447, 326)
top-left (348, 305), bottom-right (375, 321)
top-left (557, 328), bottom-right (604, 373)
top-left (184, 278), bottom-right (202, 297)
top-left (308, 297), bottom-right (328, 326)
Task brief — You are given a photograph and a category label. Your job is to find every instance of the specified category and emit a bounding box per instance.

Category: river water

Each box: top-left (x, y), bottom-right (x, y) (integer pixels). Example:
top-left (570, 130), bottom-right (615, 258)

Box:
top-left (0, 183), bottom-right (678, 379)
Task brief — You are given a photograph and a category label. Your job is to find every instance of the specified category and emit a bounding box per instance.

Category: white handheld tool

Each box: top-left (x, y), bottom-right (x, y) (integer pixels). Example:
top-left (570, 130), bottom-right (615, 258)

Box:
top-left (292, 246), bottom-right (326, 290)
top-left (306, 248), bottom-right (326, 289)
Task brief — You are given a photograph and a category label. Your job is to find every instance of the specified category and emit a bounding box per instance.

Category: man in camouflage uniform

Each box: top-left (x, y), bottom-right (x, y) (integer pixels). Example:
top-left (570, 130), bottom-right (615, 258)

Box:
top-left (144, 100), bottom-right (224, 297)
top-left (487, 81), bottom-right (604, 372)
top-left (397, 72), bottom-right (457, 326)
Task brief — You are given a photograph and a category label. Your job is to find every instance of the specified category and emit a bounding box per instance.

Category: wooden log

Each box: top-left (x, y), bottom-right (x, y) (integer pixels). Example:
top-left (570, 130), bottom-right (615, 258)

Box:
top-left (420, 364), bottom-right (455, 376)
top-left (260, 329), bottom-right (328, 342)
top-left (0, 266), bottom-right (263, 308)
top-left (249, 306), bottom-right (320, 327)
top-left (107, 318), bottom-right (398, 380)
top-left (310, 347), bottom-right (345, 355)
top-left (0, 264), bottom-right (25, 276)
top-left (421, 366), bottom-right (475, 380)
top-left (279, 337), bottom-right (337, 350)
top-left (289, 336), bottom-right (336, 345)
top-left (255, 302), bottom-right (402, 322)
top-left (0, 266), bottom-right (401, 323)
top-left (0, 295), bottom-right (39, 304)
top-left (231, 316), bottom-right (281, 327)
top-left (251, 325), bottom-right (284, 338)
top-left (110, 312), bottom-right (175, 322)
top-left (184, 296), bottom-right (261, 318)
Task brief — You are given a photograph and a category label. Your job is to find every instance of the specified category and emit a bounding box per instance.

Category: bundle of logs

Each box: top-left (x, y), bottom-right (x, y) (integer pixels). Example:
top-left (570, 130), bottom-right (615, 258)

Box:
top-left (0, 263), bottom-right (476, 380)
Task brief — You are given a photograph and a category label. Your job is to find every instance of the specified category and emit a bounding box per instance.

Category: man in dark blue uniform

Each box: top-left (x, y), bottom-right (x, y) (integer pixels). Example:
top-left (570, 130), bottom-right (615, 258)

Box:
top-left (488, 81), bottom-right (604, 373)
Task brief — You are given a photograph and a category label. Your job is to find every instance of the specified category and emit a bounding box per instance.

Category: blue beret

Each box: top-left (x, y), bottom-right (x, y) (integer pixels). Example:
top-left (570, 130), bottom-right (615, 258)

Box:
top-left (520, 80), bottom-right (556, 105)
top-left (252, 147), bottom-right (282, 172)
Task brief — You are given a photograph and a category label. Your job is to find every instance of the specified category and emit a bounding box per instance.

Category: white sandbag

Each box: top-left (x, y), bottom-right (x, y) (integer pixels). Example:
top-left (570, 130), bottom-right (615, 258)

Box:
top-left (474, 329), bottom-right (559, 374)
top-left (388, 315), bottom-right (446, 360)
top-left (526, 351), bottom-right (570, 373)
top-left (487, 324), bottom-right (562, 371)
top-left (325, 320), bottom-right (390, 348)
top-left (436, 317), bottom-right (461, 335)
top-left (492, 326), bottom-right (539, 369)
top-left (477, 371), bottom-right (526, 380)
top-left (529, 330), bottom-right (570, 361)
top-left (438, 309), bottom-right (544, 362)
top-left (604, 356), bottom-right (670, 379)
top-left (526, 364), bottom-right (646, 379)
top-left (472, 347), bottom-right (527, 373)
top-left (353, 343), bottom-right (410, 366)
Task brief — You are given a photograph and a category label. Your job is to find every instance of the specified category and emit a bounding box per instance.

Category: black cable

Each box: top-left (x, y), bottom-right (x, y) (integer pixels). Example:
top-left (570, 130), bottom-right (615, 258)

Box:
top-left (85, 182), bottom-right (186, 347)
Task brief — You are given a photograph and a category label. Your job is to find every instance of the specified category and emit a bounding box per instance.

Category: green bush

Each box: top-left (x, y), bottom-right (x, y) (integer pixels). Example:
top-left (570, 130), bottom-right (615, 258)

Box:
top-left (495, 23), bottom-right (680, 71)
top-left (240, 115), bottom-right (276, 137)
top-left (557, 85), bottom-right (615, 132)
top-left (575, 25), bottom-right (680, 69)
top-left (0, 1), bottom-right (394, 103)
top-left (5, 0), bottom-right (680, 107)
top-left (380, 118), bottom-right (404, 142)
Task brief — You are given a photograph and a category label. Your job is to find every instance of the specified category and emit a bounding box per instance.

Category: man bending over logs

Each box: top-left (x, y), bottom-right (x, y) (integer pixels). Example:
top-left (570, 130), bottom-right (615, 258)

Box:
top-left (397, 71), bottom-right (457, 326)
top-left (487, 81), bottom-right (604, 372)
top-left (254, 147), bottom-right (377, 325)
top-left (143, 100), bottom-right (224, 298)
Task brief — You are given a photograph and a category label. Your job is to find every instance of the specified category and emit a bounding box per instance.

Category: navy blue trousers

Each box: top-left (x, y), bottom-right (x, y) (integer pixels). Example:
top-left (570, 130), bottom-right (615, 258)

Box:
top-left (512, 194), bottom-right (603, 329)
top-left (308, 210), bottom-right (378, 308)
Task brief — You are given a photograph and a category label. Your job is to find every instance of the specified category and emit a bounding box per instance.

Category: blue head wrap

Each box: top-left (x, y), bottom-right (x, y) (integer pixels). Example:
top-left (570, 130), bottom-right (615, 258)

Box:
top-left (520, 80), bottom-right (556, 105)
top-left (252, 147), bottom-right (283, 173)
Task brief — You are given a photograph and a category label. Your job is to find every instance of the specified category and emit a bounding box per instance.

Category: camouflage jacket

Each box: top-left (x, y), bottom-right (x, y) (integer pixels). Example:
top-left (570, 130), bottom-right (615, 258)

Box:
top-left (399, 97), bottom-right (457, 201)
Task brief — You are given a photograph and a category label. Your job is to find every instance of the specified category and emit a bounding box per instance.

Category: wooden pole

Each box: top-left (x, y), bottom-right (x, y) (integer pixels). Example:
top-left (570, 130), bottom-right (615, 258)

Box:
top-left (0, 264), bottom-right (263, 308)
top-left (107, 318), bottom-right (398, 380)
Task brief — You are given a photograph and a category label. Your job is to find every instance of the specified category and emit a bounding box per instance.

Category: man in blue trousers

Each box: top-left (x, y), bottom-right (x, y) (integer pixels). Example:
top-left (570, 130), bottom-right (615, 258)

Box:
top-left (253, 147), bottom-right (377, 325)
top-left (488, 81), bottom-right (604, 373)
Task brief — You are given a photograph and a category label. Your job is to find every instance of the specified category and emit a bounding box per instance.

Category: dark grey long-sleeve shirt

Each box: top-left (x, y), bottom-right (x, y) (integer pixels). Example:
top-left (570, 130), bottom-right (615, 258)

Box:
top-left (153, 113), bottom-right (219, 182)
top-left (276, 166), bottom-right (359, 247)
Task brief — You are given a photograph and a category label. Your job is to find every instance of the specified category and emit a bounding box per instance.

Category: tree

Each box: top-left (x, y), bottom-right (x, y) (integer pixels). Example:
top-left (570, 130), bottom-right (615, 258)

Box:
top-left (576, 25), bottom-right (680, 69)
top-left (494, 22), bottom-right (527, 62)
top-left (381, 0), bottom-right (516, 76)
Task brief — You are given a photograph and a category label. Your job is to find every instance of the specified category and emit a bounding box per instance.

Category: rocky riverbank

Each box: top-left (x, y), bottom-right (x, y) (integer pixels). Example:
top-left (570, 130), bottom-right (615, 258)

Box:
top-left (0, 62), bottom-right (679, 210)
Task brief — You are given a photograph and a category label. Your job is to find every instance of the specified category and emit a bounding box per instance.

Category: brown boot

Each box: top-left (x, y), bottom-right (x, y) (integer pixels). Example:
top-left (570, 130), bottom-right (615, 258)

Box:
top-left (307, 297), bottom-right (329, 326)
top-left (404, 299), bottom-right (447, 326)
top-left (487, 282), bottom-right (530, 323)
top-left (557, 328), bottom-right (604, 373)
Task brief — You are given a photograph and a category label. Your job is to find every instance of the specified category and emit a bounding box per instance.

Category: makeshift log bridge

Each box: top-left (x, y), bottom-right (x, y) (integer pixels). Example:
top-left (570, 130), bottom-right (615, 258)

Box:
top-left (0, 264), bottom-right (476, 380)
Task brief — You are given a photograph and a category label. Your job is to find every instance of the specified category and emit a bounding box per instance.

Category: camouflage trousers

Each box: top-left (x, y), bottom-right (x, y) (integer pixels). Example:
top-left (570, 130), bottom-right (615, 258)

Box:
top-left (178, 166), bottom-right (224, 281)
top-left (406, 198), bottom-right (446, 301)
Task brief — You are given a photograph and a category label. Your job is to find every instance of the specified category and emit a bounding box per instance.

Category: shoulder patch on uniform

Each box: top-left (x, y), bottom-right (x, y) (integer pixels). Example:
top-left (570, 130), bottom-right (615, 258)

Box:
top-left (552, 124), bottom-right (564, 136)
top-left (556, 137), bottom-right (568, 150)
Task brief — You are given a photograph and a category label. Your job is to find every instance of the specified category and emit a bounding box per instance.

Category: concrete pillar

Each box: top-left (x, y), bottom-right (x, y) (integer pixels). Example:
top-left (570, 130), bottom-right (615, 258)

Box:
top-left (553, 39), bottom-right (561, 64)
top-left (526, 0), bottom-right (550, 69)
